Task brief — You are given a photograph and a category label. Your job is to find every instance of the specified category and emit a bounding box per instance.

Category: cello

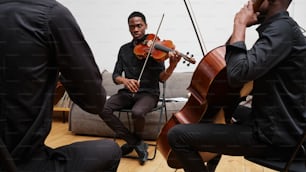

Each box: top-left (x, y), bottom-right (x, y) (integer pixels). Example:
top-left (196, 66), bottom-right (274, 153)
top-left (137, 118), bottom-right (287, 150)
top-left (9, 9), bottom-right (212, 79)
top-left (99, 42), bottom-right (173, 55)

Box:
top-left (157, 0), bottom-right (263, 169)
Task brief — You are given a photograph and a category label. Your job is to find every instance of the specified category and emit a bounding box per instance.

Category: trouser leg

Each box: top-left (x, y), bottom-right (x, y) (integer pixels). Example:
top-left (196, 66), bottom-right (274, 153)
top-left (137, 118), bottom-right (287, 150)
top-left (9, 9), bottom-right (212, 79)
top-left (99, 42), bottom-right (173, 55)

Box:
top-left (99, 93), bottom-right (139, 145)
top-left (17, 140), bottom-right (121, 172)
top-left (131, 93), bottom-right (158, 139)
top-left (57, 139), bottom-right (121, 172)
top-left (168, 123), bottom-right (270, 172)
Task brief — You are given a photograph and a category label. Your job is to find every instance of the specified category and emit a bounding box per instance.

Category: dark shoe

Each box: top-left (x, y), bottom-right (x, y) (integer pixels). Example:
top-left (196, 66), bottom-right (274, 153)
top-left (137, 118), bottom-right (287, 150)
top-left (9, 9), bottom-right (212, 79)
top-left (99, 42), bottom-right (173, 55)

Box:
top-left (207, 154), bottom-right (221, 172)
top-left (120, 143), bottom-right (134, 156)
top-left (134, 141), bottom-right (148, 165)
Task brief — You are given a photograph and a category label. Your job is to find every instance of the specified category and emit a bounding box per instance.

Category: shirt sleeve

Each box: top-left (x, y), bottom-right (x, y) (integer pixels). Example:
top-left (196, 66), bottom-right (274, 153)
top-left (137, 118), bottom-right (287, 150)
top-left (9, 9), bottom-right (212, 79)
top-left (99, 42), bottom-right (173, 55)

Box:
top-left (112, 47), bottom-right (124, 84)
top-left (225, 20), bottom-right (293, 87)
top-left (48, 3), bottom-right (106, 114)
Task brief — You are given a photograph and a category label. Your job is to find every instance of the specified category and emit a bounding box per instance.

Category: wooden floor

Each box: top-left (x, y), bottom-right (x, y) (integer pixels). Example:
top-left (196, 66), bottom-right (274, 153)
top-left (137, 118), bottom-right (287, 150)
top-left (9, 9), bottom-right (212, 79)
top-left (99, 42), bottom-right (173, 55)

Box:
top-left (45, 115), bottom-right (277, 172)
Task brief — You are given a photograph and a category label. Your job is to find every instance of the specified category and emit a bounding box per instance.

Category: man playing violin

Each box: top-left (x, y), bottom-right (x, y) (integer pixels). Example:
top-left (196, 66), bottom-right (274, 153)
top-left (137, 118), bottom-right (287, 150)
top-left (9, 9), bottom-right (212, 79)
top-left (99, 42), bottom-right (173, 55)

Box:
top-left (98, 11), bottom-right (181, 165)
top-left (167, 0), bottom-right (306, 171)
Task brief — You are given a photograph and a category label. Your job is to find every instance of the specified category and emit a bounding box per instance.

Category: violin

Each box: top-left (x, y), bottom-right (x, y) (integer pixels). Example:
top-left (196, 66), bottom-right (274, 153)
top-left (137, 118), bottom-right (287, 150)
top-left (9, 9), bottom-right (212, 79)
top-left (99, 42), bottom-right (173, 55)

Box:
top-left (134, 34), bottom-right (196, 65)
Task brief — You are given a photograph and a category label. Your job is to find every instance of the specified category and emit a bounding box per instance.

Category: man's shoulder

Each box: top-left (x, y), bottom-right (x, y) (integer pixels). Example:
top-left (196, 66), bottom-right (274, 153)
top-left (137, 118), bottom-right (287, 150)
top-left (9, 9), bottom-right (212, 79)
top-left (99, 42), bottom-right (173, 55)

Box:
top-left (121, 41), bottom-right (133, 48)
top-left (11, 0), bottom-right (58, 6)
top-left (119, 41), bottom-right (134, 53)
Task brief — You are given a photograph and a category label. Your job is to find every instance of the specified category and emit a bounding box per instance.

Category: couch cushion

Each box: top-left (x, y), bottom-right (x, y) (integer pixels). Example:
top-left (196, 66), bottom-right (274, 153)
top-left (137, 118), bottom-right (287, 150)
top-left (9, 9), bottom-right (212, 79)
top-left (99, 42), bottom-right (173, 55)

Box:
top-left (101, 70), bottom-right (122, 96)
top-left (69, 102), bottom-right (180, 140)
top-left (69, 103), bottom-right (116, 137)
top-left (164, 72), bottom-right (192, 98)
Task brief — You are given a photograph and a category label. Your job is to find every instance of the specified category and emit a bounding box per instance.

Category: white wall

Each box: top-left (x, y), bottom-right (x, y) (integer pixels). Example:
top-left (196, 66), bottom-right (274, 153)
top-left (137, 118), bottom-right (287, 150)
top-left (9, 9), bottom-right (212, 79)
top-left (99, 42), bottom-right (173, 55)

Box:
top-left (57, 0), bottom-right (306, 72)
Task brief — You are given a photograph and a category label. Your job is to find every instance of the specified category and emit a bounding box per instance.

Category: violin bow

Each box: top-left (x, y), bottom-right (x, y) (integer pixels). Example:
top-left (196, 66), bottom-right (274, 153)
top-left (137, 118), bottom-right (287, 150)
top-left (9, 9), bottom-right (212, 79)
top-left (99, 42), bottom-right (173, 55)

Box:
top-left (137, 13), bottom-right (165, 83)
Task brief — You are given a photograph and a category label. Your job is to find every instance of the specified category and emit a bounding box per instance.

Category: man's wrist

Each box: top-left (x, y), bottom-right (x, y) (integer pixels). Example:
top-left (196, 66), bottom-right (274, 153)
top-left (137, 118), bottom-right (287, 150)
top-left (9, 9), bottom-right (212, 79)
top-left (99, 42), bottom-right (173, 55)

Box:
top-left (164, 70), bottom-right (171, 76)
top-left (164, 68), bottom-right (174, 76)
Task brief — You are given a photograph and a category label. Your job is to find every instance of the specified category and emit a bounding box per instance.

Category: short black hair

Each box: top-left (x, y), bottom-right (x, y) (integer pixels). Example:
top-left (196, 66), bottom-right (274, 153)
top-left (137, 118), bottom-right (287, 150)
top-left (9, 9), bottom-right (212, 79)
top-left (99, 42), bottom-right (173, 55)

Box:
top-left (128, 11), bottom-right (146, 24)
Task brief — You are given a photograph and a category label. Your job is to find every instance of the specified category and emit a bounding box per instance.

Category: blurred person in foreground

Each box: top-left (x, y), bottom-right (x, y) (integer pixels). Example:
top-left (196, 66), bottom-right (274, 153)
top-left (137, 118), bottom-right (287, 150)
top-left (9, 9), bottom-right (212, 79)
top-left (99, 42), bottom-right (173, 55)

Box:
top-left (0, 0), bottom-right (121, 171)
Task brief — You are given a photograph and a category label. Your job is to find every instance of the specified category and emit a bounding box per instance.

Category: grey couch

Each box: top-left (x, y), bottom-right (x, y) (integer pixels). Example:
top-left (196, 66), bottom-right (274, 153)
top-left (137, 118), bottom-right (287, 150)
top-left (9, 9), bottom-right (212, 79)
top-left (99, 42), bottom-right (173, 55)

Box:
top-left (68, 70), bottom-right (193, 140)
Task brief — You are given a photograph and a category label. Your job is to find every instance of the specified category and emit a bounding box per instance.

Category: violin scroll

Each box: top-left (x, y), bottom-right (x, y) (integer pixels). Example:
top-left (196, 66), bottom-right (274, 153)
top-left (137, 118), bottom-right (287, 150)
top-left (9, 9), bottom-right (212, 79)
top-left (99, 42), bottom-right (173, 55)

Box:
top-left (182, 52), bottom-right (195, 66)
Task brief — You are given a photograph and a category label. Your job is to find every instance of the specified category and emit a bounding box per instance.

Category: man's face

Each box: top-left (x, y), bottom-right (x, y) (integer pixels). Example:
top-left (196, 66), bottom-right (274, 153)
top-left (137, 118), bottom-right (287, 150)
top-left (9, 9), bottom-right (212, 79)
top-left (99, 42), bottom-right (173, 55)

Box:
top-left (256, 0), bottom-right (270, 23)
top-left (128, 16), bottom-right (147, 40)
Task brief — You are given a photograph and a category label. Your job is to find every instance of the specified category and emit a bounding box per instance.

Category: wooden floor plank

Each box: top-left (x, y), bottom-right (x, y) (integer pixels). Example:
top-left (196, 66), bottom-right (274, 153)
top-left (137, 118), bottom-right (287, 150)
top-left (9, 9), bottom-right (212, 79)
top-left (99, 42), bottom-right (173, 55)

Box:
top-left (46, 117), bottom-right (276, 172)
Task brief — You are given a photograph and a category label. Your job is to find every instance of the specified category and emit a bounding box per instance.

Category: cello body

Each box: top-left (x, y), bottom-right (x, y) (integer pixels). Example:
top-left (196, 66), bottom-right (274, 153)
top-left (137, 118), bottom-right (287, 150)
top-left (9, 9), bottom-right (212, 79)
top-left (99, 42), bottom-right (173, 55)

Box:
top-left (157, 45), bottom-right (247, 168)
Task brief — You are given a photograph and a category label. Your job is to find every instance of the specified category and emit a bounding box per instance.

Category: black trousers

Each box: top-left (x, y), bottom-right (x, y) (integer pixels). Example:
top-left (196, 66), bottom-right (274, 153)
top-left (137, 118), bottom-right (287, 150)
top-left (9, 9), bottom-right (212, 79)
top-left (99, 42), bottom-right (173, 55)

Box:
top-left (167, 105), bottom-right (292, 172)
top-left (15, 139), bottom-right (121, 172)
top-left (99, 91), bottom-right (158, 145)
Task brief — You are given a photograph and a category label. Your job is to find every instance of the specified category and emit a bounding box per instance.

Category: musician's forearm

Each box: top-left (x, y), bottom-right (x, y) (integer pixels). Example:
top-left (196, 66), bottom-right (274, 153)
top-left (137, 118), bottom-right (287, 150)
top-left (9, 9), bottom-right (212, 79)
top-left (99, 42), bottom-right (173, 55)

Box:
top-left (230, 23), bottom-right (246, 44)
top-left (160, 64), bottom-right (176, 82)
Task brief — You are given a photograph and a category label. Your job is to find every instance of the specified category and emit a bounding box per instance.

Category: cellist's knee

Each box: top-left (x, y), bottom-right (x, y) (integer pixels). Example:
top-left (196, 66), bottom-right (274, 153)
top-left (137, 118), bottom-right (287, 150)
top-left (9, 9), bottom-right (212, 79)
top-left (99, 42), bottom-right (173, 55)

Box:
top-left (167, 125), bottom-right (185, 148)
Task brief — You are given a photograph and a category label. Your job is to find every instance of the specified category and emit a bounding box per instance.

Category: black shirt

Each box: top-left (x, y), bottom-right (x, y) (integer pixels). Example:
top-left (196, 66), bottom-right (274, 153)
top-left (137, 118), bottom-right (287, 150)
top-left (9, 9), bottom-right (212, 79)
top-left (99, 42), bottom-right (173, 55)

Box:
top-left (113, 35), bottom-right (165, 97)
top-left (225, 11), bottom-right (306, 146)
top-left (0, 0), bottom-right (105, 161)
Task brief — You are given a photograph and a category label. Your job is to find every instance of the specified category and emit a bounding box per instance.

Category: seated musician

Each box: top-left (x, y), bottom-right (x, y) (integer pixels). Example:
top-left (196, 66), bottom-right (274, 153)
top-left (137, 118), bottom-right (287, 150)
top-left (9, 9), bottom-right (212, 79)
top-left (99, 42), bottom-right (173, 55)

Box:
top-left (98, 11), bottom-right (181, 165)
top-left (167, 0), bottom-right (306, 171)
top-left (0, 1), bottom-right (121, 171)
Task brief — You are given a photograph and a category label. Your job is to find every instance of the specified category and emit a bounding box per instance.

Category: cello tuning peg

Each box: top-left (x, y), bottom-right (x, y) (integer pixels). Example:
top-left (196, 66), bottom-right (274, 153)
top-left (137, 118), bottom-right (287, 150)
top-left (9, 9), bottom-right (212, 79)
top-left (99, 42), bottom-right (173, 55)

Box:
top-left (182, 60), bottom-right (186, 64)
top-left (187, 63), bottom-right (190, 66)
top-left (186, 52), bottom-right (189, 55)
